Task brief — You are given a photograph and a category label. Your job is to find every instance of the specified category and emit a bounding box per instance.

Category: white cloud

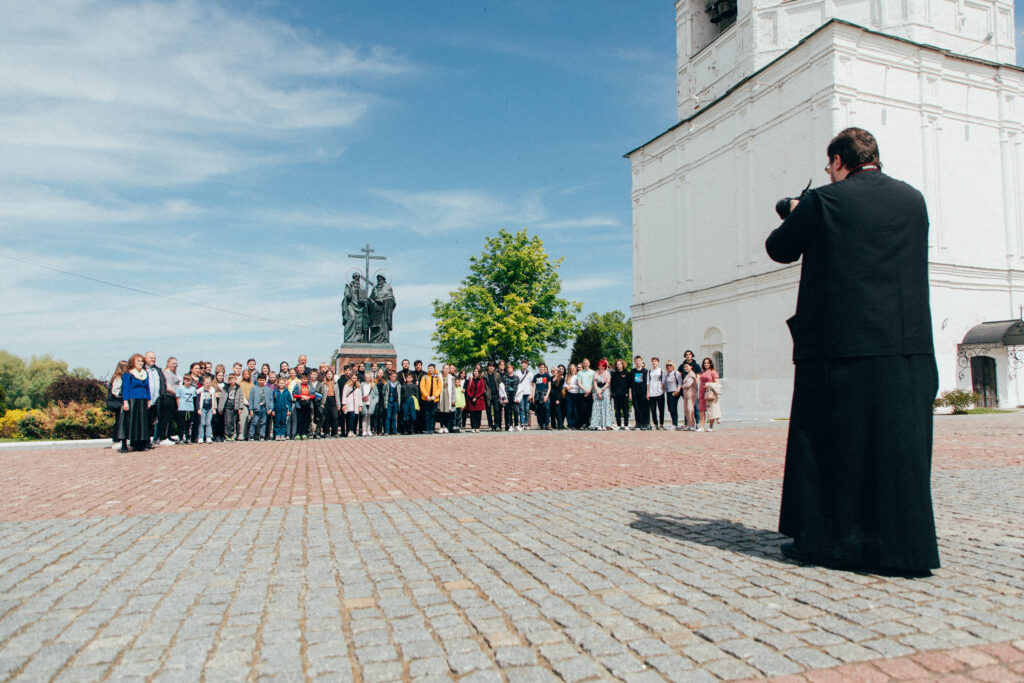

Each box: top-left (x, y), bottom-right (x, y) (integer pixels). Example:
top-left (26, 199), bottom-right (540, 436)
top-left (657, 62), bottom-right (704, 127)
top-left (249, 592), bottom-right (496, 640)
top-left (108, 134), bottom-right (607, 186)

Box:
top-left (0, 0), bottom-right (407, 189)
top-left (562, 276), bottom-right (627, 293)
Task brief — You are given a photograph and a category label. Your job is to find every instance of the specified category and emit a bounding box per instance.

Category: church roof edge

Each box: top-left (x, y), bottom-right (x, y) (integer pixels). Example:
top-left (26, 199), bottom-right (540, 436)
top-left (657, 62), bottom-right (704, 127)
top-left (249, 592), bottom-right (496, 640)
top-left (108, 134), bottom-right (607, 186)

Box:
top-left (623, 18), bottom-right (1024, 159)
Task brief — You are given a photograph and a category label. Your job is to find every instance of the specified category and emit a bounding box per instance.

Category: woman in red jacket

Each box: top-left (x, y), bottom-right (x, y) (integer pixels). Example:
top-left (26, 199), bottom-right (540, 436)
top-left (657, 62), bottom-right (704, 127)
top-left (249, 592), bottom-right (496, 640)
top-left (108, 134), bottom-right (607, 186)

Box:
top-left (464, 367), bottom-right (487, 433)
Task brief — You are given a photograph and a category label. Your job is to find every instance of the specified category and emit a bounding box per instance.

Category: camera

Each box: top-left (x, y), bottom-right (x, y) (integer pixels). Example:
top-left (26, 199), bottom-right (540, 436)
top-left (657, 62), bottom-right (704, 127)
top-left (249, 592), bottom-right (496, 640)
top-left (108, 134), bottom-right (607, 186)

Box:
top-left (775, 179), bottom-right (812, 219)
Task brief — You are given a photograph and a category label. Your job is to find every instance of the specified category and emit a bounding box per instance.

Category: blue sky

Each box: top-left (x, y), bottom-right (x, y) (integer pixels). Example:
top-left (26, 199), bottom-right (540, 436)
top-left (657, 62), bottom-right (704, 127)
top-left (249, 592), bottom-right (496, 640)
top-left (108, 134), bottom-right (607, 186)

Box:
top-left (1, 1), bottom-right (1022, 377)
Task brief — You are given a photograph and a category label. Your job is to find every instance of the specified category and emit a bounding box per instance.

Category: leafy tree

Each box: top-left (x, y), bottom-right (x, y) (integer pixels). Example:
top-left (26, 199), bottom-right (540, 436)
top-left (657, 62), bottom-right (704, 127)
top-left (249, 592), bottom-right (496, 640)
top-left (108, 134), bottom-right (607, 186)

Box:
top-left (0, 351), bottom-right (27, 409)
top-left (0, 383), bottom-right (6, 418)
top-left (569, 324), bottom-right (603, 366)
top-left (568, 310), bottom-right (633, 366)
top-left (433, 229), bottom-right (581, 368)
top-left (23, 356), bottom-right (69, 409)
top-left (0, 351), bottom-right (70, 409)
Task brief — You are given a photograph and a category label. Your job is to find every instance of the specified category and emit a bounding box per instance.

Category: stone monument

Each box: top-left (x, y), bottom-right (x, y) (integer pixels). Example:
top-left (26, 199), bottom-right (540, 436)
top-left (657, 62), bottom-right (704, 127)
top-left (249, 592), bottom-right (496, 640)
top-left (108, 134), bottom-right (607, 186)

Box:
top-left (336, 243), bottom-right (398, 375)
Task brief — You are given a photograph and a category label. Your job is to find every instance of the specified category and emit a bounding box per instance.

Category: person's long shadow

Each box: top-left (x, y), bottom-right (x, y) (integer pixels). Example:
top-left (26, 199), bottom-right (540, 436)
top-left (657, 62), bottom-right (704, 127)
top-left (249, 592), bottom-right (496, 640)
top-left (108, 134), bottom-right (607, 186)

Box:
top-left (629, 510), bottom-right (787, 562)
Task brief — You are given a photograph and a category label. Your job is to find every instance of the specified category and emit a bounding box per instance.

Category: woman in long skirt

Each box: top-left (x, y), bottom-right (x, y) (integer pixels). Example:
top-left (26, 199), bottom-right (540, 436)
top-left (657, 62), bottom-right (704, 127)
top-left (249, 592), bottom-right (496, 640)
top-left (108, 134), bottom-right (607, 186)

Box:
top-left (121, 353), bottom-right (152, 452)
top-left (589, 359), bottom-right (614, 429)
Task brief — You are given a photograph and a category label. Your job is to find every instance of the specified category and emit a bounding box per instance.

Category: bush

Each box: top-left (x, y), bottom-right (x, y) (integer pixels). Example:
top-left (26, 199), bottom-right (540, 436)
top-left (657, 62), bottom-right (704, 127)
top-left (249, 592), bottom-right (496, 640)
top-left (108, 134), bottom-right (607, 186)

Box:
top-left (0, 409), bottom-right (29, 438)
top-left (0, 403), bottom-right (113, 440)
top-left (933, 389), bottom-right (980, 414)
top-left (44, 376), bottom-right (105, 406)
top-left (18, 412), bottom-right (49, 439)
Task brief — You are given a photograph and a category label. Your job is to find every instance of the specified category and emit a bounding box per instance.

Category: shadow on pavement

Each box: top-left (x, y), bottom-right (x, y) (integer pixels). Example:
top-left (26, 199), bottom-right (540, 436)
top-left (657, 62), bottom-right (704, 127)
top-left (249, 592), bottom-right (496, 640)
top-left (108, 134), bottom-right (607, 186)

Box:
top-left (629, 510), bottom-right (787, 561)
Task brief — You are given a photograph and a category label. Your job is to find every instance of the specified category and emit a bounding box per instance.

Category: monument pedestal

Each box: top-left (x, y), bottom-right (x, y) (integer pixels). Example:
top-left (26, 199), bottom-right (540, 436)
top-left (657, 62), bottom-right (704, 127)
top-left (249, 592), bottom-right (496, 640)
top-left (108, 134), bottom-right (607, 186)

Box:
top-left (336, 343), bottom-right (398, 376)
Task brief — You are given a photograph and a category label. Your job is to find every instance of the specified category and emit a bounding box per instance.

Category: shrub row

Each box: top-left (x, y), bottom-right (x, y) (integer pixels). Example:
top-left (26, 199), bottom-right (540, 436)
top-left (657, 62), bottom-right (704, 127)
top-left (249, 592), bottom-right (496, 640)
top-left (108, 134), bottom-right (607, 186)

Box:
top-left (0, 403), bottom-right (115, 441)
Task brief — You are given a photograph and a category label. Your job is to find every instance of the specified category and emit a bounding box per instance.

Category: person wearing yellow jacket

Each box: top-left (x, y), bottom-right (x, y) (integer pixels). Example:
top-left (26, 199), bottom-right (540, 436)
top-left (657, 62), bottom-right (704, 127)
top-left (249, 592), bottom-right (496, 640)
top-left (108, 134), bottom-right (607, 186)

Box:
top-left (419, 364), bottom-right (442, 434)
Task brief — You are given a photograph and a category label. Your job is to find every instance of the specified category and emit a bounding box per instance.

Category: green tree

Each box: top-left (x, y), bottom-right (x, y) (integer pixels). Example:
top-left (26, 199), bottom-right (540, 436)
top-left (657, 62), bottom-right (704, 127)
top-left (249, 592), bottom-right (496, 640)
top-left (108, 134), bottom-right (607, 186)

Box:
top-left (23, 355), bottom-right (69, 408)
top-left (568, 310), bottom-right (633, 366)
top-left (0, 351), bottom-right (69, 409)
top-left (433, 229), bottom-right (581, 368)
top-left (0, 351), bottom-right (28, 410)
top-left (569, 324), bottom-right (603, 366)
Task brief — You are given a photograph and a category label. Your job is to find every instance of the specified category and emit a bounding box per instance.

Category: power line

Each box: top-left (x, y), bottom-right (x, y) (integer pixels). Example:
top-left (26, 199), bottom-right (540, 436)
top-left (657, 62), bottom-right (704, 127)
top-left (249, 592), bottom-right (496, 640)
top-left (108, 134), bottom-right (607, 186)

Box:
top-left (1, 248), bottom-right (441, 353)
top-left (0, 249), bottom-right (344, 337)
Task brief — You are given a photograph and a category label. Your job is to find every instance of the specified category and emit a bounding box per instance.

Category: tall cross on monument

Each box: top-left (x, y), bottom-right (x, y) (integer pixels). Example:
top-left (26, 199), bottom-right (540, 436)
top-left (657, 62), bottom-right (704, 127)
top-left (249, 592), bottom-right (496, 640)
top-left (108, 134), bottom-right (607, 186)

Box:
top-left (348, 243), bottom-right (386, 290)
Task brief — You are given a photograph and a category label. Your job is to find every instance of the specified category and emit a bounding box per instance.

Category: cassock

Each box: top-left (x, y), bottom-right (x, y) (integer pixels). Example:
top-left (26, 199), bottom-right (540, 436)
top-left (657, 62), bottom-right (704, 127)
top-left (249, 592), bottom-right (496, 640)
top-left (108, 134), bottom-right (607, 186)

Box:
top-left (766, 167), bottom-right (940, 572)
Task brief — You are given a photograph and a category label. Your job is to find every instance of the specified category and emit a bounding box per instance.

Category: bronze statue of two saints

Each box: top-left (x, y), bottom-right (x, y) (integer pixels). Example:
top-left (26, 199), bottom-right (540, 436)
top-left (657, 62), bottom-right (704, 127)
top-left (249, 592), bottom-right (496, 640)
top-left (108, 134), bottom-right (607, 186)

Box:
top-left (342, 273), bottom-right (396, 344)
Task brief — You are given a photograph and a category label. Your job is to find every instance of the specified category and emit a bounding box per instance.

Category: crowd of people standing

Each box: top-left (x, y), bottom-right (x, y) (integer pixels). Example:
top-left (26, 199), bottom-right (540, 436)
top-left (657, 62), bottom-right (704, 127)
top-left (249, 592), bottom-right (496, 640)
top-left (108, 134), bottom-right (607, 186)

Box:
top-left (107, 351), bottom-right (722, 451)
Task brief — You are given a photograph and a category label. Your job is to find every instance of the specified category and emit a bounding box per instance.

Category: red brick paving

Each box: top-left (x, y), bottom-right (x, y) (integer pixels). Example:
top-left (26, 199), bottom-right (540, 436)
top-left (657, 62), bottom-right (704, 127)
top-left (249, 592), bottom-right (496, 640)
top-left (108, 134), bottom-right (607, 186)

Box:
top-left (0, 413), bottom-right (1020, 523)
top-left (738, 640), bottom-right (1024, 681)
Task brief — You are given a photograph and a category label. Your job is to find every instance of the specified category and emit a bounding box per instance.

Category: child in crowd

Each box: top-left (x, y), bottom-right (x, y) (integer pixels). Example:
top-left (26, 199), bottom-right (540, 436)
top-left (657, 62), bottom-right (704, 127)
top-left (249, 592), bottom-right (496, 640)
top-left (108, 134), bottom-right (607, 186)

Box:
top-left (454, 376), bottom-right (465, 434)
top-left (198, 375), bottom-right (216, 444)
top-left (175, 373), bottom-right (197, 444)
top-left (248, 373), bottom-right (272, 441)
top-left (360, 373), bottom-right (377, 436)
top-left (386, 370), bottom-right (400, 435)
top-left (273, 377), bottom-right (292, 439)
top-left (221, 373), bottom-right (242, 441)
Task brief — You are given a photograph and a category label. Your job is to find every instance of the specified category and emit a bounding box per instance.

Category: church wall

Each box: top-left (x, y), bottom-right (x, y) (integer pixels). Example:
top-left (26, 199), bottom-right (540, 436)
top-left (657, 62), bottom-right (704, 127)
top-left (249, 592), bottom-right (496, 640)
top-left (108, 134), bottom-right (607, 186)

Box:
top-left (632, 20), bottom-right (1024, 417)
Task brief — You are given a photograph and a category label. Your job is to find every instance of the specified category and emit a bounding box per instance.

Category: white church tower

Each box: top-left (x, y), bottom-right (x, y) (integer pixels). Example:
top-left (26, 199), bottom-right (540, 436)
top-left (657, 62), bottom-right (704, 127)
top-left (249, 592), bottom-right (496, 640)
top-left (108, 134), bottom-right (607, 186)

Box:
top-left (628, 0), bottom-right (1024, 416)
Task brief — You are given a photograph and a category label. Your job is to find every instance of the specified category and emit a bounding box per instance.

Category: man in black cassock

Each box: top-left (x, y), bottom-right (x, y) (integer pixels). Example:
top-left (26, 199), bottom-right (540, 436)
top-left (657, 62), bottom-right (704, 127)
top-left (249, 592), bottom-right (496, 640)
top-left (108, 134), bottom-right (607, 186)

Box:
top-left (766, 127), bottom-right (939, 576)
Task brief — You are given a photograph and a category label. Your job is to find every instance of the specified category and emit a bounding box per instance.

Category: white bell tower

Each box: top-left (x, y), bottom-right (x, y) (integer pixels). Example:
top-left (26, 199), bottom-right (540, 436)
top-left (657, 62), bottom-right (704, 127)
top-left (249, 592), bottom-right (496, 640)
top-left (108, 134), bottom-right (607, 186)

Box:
top-left (675, 0), bottom-right (1017, 119)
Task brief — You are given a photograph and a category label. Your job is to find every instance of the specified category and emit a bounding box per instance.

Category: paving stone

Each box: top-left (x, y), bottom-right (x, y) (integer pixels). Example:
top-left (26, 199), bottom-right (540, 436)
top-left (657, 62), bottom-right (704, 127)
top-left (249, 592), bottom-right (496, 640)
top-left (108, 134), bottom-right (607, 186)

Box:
top-left (0, 421), bottom-right (1021, 683)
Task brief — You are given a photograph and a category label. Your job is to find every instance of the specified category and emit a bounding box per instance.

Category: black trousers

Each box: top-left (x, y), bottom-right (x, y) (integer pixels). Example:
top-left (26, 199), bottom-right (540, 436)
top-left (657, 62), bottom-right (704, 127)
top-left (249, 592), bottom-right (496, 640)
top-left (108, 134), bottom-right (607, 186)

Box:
top-left (323, 397), bottom-right (339, 436)
top-left (159, 395), bottom-right (177, 439)
top-left (779, 354), bottom-right (939, 570)
top-left (469, 410), bottom-right (482, 430)
top-left (577, 394), bottom-right (593, 429)
top-left (649, 394), bottom-right (665, 426)
top-left (549, 400), bottom-right (563, 429)
top-left (632, 395), bottom-right (649, 427)
top-left (534, 401), bottom-right (549, 429)
top-left (296, 403), bottom-right (312, 436)
top-left (613, 394), bottom-right (629, 427)
top-left (488, 400), bottom-right (503, 430)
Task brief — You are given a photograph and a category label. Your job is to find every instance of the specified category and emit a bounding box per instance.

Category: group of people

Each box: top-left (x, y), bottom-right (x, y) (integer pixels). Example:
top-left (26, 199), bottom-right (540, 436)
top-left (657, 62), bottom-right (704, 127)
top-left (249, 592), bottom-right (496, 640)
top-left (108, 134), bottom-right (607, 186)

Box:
top-left (106, 351), bottom-right (723, 450)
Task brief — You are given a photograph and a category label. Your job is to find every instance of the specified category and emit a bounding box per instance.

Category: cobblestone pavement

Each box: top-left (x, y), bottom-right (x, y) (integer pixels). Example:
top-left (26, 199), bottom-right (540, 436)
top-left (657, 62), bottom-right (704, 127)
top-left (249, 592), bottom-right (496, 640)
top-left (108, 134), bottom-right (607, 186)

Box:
top-left (0, 413), bottom-right (1021, 681)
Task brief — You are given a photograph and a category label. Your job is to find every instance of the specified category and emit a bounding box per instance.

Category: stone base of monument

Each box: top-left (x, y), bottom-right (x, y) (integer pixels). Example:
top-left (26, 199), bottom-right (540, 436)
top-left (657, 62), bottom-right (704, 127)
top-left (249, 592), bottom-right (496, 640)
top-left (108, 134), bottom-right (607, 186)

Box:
top-left (336, 343), bottom-right (398, 376)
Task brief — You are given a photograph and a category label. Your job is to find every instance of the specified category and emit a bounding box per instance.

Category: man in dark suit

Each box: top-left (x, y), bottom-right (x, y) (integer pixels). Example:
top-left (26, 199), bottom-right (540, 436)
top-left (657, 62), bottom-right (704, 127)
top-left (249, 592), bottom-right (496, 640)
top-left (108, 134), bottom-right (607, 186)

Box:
top-left (766, 127), bottom-right (939, 576)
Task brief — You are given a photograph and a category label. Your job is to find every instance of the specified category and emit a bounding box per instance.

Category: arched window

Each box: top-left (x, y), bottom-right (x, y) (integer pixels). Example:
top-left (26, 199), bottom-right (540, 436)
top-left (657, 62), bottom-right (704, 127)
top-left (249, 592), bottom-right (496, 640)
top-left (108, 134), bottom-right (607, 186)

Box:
top-left (703, 327), bottom-right (725, 378)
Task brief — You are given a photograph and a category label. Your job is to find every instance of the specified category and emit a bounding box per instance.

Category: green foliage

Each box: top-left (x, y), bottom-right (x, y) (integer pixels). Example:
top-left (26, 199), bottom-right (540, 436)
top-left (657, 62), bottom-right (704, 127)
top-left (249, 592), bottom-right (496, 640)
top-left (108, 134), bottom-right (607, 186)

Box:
top-left (933, 389), bottom-right (980, 414)
top-left (0, 350), bottom-right (72, 409)
top-left (0, 383), bottom-right (5, 418)
top-left (570, 310), bottom-right (633, 366)
top-left (18, 413), bottom-right (47, 440)
top-left (569, 324), bottom-right (603, 367)
top-left (0, 403), bottom-right (114, 440)
top-left (432, 229), bottom-right (582, 368)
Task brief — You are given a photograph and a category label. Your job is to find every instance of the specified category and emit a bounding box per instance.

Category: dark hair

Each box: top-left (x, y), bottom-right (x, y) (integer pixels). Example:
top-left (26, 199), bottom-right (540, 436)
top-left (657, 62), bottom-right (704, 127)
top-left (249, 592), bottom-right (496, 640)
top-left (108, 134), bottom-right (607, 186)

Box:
top-left (257, 372), bottom-right (267, 380)
top-left (702, 357), bottom-right (715, 370)
top-left (414, 359), bottom-right (422, 366)
top-left (684, 350), bottom-right (694, 358)
top-left (428, 363), bottom-right (436, 369)
top-left (827, 127), bottom-right (879, 170)
top-left (247, 358), bottom-right (256, 364)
